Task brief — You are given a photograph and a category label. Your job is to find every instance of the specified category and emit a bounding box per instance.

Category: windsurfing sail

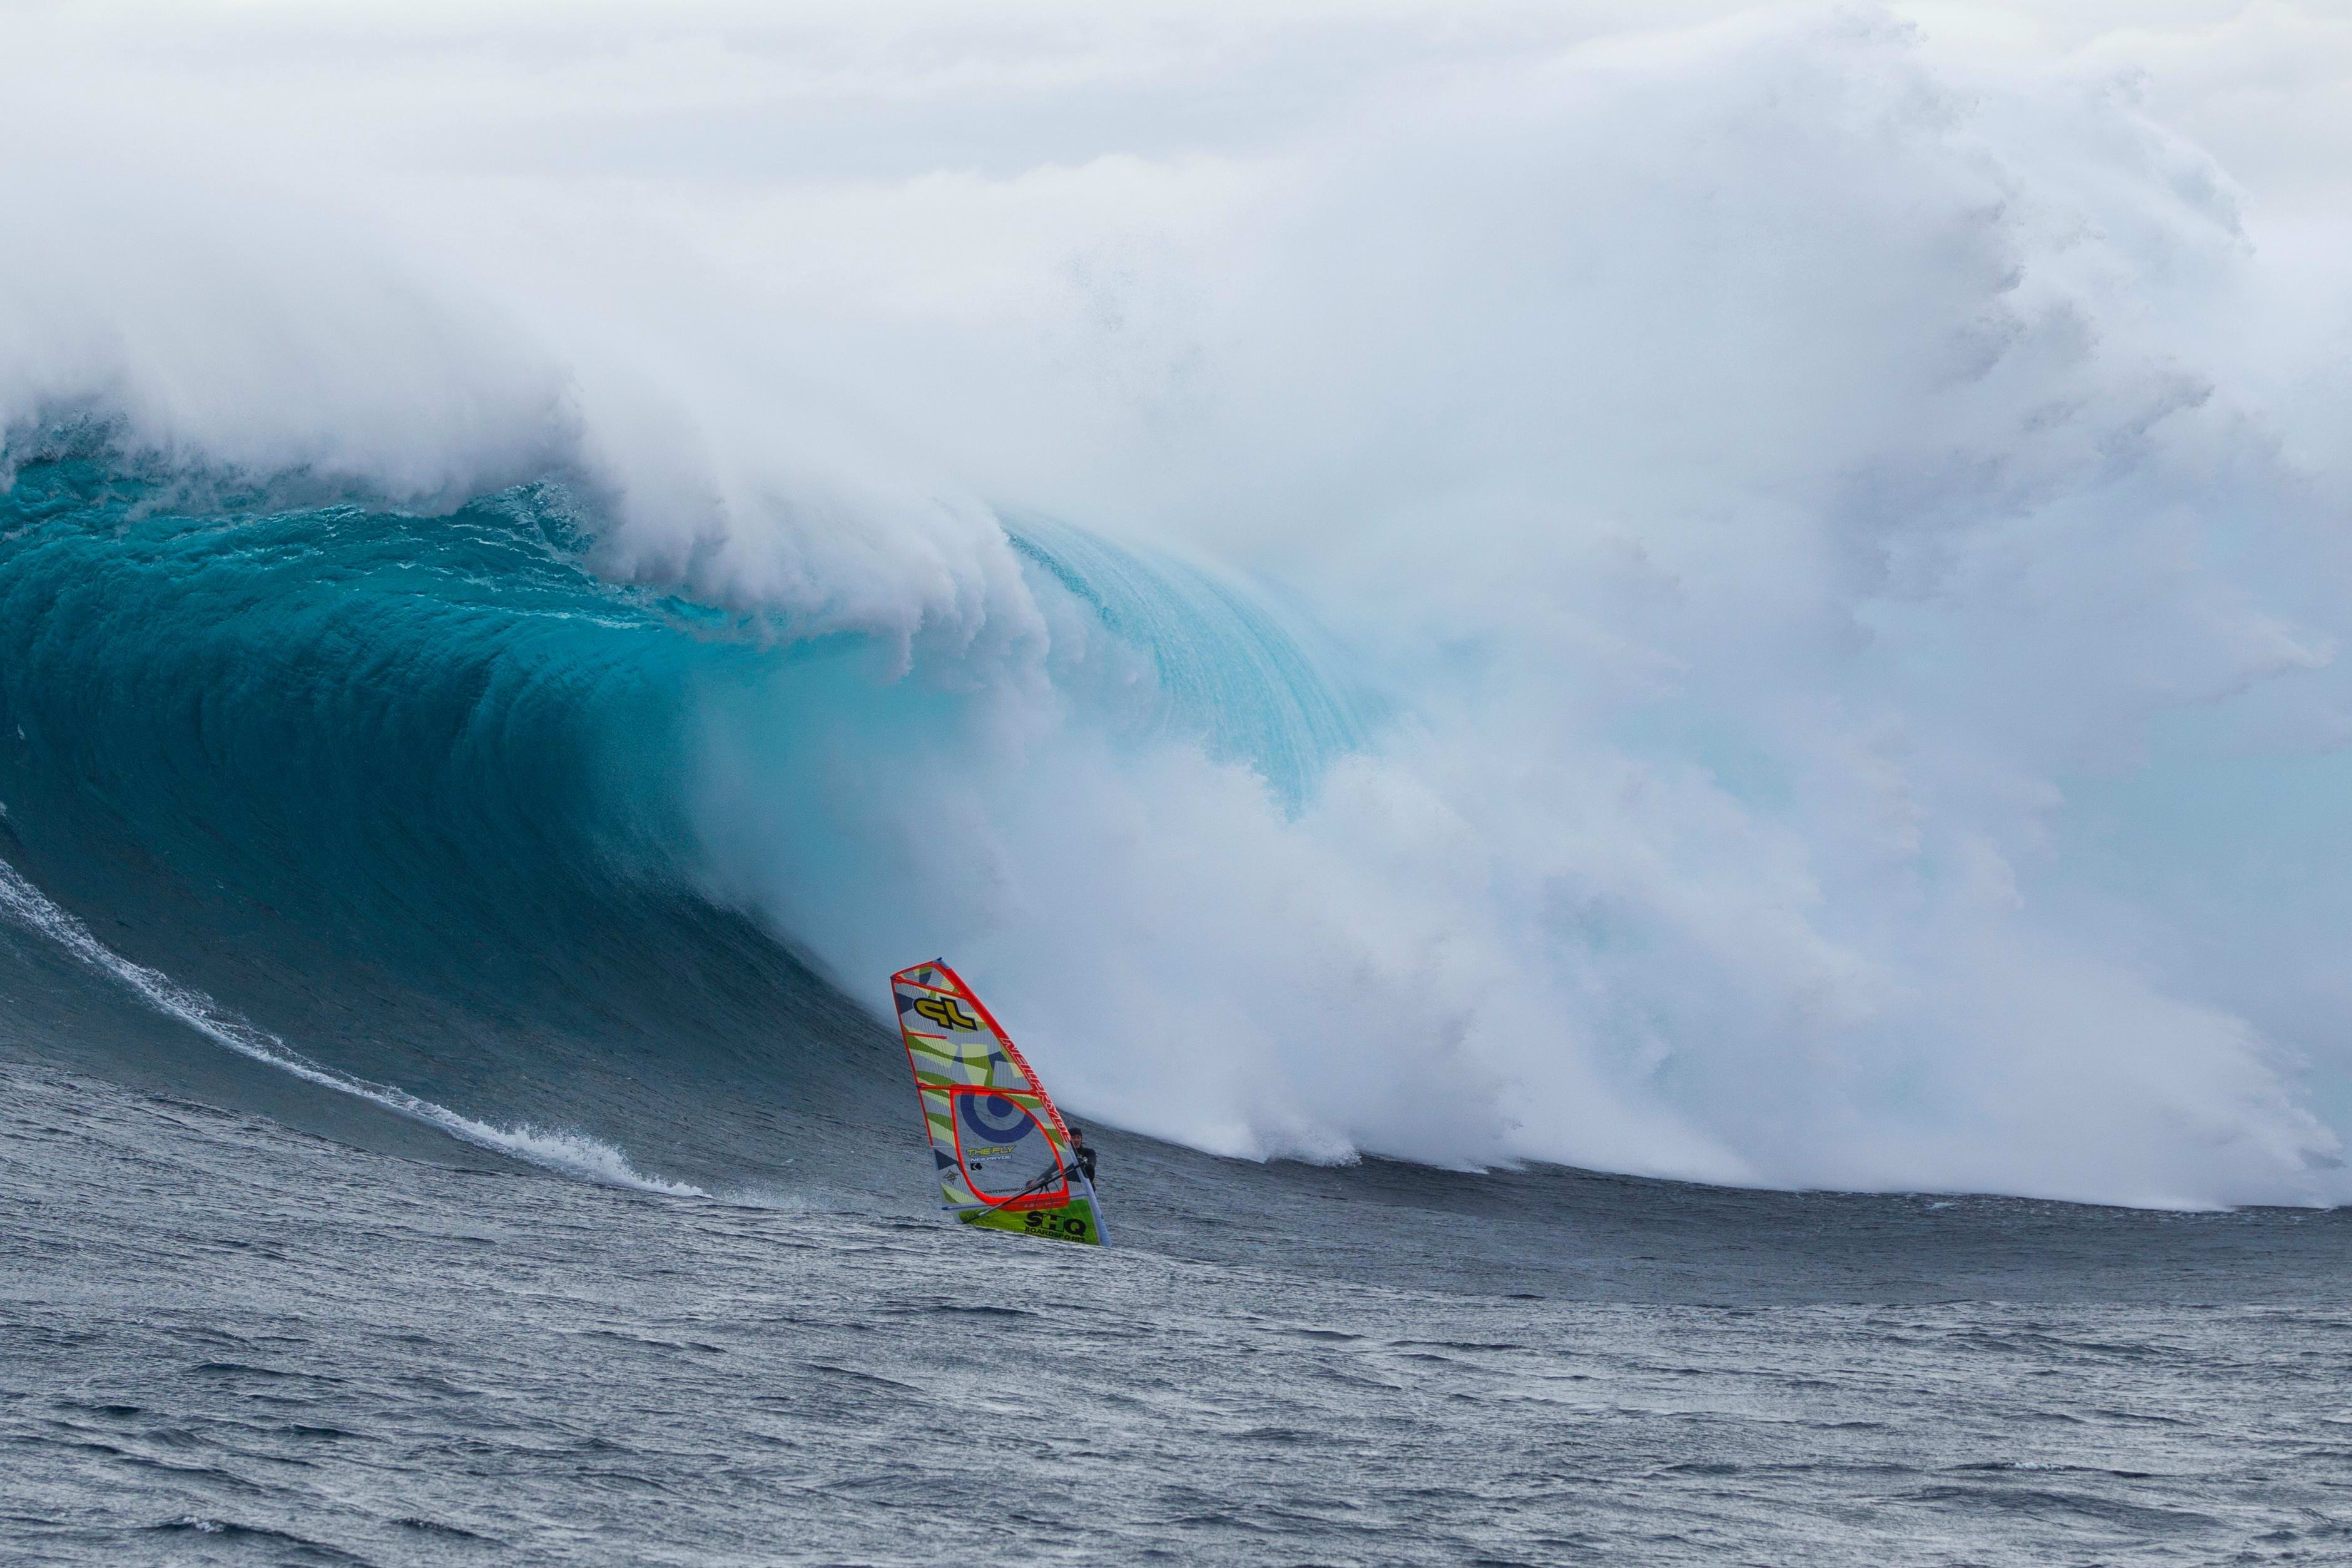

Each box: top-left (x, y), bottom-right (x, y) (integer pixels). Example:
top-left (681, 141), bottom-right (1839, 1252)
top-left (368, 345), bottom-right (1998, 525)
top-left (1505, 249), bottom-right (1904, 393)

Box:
top-left (891, 959), bottom-right (1105, 1246)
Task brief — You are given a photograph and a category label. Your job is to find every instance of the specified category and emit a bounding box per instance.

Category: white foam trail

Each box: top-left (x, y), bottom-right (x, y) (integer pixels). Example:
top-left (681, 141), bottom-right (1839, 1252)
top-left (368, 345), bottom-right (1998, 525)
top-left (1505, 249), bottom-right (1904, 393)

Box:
top-left (0, 854), bottom-right (705, 1197)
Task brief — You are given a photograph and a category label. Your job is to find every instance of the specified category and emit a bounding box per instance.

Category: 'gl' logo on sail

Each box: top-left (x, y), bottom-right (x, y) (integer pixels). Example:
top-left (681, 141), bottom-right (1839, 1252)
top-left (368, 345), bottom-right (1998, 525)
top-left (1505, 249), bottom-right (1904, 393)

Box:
top-left (913, 995), bottom-right (981, 1031)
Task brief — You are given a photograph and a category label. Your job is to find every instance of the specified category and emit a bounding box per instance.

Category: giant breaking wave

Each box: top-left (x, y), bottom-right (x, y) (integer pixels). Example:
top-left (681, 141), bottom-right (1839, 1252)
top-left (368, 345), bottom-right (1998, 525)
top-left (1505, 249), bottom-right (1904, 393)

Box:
top-left (3, 3), bottom-right (2350, 1208)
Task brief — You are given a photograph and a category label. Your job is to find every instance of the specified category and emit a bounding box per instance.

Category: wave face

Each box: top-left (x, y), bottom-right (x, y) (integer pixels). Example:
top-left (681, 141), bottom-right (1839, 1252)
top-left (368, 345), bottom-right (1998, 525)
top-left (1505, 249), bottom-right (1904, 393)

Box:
top-left (4, 5), bottom-right (2351, 1208)
top-left (0, 449), bottom-right (888, 1181)
top-left (0, 441), bottom-right (1382, 1188)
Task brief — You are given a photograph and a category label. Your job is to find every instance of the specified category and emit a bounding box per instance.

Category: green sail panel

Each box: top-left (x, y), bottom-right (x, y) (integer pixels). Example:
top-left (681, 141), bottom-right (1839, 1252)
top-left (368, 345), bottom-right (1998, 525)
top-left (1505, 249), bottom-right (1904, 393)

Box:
top-left (890, 959), bottom-right (1106, 1246)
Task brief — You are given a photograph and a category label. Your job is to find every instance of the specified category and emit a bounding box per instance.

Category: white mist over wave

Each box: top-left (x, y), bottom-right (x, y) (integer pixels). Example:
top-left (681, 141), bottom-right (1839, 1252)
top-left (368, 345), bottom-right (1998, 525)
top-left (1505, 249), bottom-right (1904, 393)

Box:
top-left (4, 3), bottom-right (2351, 1204)
top-left (0, 855), bottom-right (704, 1196)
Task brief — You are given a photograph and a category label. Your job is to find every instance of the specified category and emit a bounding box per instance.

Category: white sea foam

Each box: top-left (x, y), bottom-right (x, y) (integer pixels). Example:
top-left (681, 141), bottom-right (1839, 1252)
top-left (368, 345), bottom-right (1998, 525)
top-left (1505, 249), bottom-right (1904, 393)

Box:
top-left (0, 855), bottom-right (703, 1197)
top-left (4, 3), bottom-right (2351, 1205)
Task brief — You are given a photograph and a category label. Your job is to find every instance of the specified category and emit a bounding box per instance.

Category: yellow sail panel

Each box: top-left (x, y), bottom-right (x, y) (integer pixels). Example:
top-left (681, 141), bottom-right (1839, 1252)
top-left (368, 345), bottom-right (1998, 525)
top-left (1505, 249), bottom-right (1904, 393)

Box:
top-left (890, 959), bottom-right (1104, 1246)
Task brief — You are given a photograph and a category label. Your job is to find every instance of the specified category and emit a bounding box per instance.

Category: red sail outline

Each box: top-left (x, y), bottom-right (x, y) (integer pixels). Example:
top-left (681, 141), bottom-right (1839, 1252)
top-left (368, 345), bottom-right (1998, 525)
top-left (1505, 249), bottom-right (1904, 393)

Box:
top-left (893, 959), bottom-right (1079, 1210)
top-left (944, 1084), bottom-right (1071, 1204)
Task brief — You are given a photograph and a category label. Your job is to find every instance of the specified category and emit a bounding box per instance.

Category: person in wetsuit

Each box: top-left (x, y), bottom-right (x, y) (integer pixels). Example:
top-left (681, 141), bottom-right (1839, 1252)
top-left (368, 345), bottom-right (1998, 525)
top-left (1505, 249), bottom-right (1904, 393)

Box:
top-left (1065, 1124), bottom-right (1098, 1188)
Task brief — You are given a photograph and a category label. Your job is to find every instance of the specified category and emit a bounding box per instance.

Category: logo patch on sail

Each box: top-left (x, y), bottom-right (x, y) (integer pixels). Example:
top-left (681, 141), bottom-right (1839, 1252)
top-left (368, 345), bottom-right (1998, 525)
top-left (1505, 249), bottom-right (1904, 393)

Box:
top-left (912, 995), bottom-right (982, 1031)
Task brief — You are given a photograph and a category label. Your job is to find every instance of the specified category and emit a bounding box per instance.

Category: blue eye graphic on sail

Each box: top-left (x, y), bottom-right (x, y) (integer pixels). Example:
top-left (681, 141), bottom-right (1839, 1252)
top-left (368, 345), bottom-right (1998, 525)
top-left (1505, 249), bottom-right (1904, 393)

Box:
top-left (950, 1087), bottom-right (1061, 1200)
top-left (959, 1092), bottom-right (1039, 1143)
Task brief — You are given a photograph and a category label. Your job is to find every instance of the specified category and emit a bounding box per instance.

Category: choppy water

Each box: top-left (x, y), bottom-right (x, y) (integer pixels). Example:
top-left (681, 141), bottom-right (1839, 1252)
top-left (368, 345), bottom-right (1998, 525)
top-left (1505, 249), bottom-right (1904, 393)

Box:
top-left (7, 1060), bottom-right (2349, 1565)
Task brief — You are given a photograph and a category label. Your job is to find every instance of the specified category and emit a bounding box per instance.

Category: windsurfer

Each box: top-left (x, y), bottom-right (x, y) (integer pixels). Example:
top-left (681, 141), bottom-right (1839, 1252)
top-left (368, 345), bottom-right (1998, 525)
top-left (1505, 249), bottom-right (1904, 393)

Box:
top-left (1067, 1125), bottom-right (1098, 1187)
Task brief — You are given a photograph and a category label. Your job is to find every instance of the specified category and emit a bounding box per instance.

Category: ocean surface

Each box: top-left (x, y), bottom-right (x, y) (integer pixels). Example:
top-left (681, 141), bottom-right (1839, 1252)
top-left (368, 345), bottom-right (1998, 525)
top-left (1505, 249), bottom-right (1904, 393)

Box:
top-left (4, 448), bottom-right (2351, 1565)
top-left (9, 1049), bottom-right (2352, 1565)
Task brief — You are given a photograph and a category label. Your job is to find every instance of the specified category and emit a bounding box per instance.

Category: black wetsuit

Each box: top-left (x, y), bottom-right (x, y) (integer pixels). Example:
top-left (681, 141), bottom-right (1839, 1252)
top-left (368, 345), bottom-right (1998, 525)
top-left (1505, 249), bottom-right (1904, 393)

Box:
top-left (1070, 1144), bottom-right (1097, 1186)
